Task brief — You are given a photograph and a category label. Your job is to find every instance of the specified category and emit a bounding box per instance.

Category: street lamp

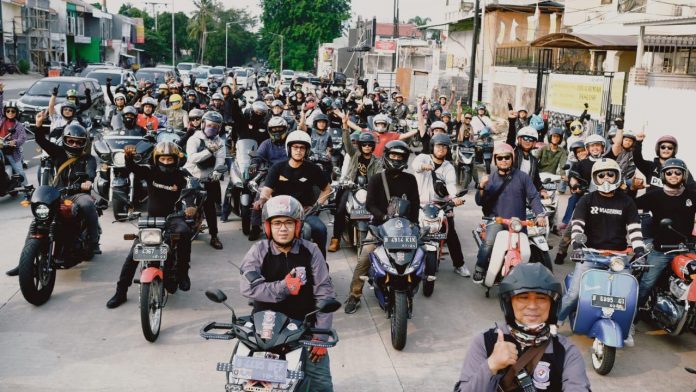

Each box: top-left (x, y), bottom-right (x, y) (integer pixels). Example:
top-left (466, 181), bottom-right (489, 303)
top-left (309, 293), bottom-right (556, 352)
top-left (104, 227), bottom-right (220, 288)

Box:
top-left (225, 22), bottom-right (233, 68)
top-left (269, 32), bottom-right (284, 72)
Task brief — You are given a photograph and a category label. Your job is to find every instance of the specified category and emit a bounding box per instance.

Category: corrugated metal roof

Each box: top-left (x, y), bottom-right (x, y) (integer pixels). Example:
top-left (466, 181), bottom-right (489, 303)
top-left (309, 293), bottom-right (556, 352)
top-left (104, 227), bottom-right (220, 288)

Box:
top-left (530, 33), bottom-right (638, 50)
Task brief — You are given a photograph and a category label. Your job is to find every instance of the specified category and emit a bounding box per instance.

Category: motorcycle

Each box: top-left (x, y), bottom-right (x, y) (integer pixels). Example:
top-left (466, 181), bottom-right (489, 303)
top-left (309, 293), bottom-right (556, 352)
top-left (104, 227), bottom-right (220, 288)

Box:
top-left (309, 151), bottom-right (333, 182)
top-left (200, 289), bottom-right (340, 392)
top-left (418, 191), bottom-right (468, 297)
top-left (565, 234), bottom-right (647, 375)
top-left (329, 128), bottom-right (344, 179)
top-left (455, 140), bottom-right (476, 188)
top-left (361, 197), bottom-right (426, 350)
top-left (475, 137), bottom-right (494, 174)
top-left (17, 176), bottom-right (106, 306)
top-left (643, 218), bottom-right (696, 336)
top-left (0, 132), bottom-right (26, 197)
top-left (0, 60), bottom-right (19, 76)
top-left (472, 216), bottom-right (535, 297)
top-left (539, 173), bottom-right (562, 226)
top-left (178, 175), bottom-right (209, 240)
top-left (336, 176), bottom-right (371, 255)
top-left (224, 139), bottom-right (258, 235)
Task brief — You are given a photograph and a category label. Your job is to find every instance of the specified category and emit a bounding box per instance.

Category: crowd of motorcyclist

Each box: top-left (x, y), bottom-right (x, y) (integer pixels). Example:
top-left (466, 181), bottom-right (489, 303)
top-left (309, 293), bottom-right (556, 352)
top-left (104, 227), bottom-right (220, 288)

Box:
top-left (3, 65), bottom-right (696, 391)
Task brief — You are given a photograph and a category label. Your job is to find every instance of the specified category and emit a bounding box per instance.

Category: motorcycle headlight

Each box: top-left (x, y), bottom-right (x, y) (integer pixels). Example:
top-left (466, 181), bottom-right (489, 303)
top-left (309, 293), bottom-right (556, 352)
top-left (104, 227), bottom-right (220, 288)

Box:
top-left (420, 218), bottom-right (441, 234)
top-left (510, 219), bottom-right (523, 233)
top-left (34, 204), bottom-right (50, 220)
top-left (112, 151), bottom-right (126, 167)
top-left (609, 256), bottom-right (626, 272)
top-left (99, 153), bottom-right (111, 162)
top-left (139, 228), bottom-right (163, 245)
top-left (354, 189), bottom-right (367, 204)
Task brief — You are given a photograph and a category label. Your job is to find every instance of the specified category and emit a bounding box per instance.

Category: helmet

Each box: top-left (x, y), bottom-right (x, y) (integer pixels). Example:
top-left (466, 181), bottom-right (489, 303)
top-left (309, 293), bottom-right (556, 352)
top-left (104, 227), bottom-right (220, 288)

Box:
top-left (197, 80), bottom-right (209, 89)
top-left (202, 110), bottom-right (223, 137)
top-left (429, 133), bottom-right (451, 151)
top-left (529, 114), bottom-right (545, 131)
top-left (313, 113), bottom-right (329, 125)
top-left (268, 116), bottom-right (289, 144)
top-left (591, 158), bottom-right (622, 193)
top-left (61, 123), bottom-right (89, 157)
top-left (251, 101), bottom-right (268, 118)
top-left (358, 132), bottom-right (376, 147)
top-left (394, 92), bottom-right (403, 99)
top-left (320, 97), bottom-right (333, 111)
top-left (142, 97), bottom-right (157, 108)
top-left (499, 263), bottom-right (562, 326)
top-left (441, 111), bottom-right (452, 119)
top-left (186, 89), bottom-right (197, 98)
top-left (475, 104), bottom-right (486, 111)
top-left (66, 89), bottom-right (78, 98)
top-left (127, 86), bottom-right (137, 95)
top-left (262, 195), bottom-right (304, 238)
top-left (438, 94), bottom-right (447, 100)
top-left (431, 103), bottom-right (443, 113)
top-left (516, 106), bottom-right (527, 113)
top-left (158, 83), bottom-right (169, 90)
top-left (264, 93), bottom-right (274, 101)
top-left (152, 141), bottom-right (181, 173)
top-left (350, 131), bottom-right (361, 143)
top-left (285, 130), bottom-right (312, 158)
top-left (584, 134), bottom-right (606, 151)
top-left (569, 140), bottom-right (586, 159)
top-left (661, 158), bottom-right (688, 186)
top-left (569, 120), bottom-right (583, 136)
top-left (547, 127), bottom-right (563, 143)
top-left (493, 143), bottom-right (515, 167)
top-left (188, 108), bottom-right (204, 119)
top-left (430, 121), bottom-right (447, 133)
top-left (655, 135), bottom-right (678, 156)
top-left (61, 101), bottom-right (77, 118)
top-left (383, 140), bottom-right (410, 172)
top-left (516, 126), bottom-right (538, 141)
top-left (271, 99), bottom-right (284, 108)
top-left (123, 105), bottom-right (138, 117)
top-left (114, 93), bottom-right (127, 102)
top-left (622, 130), bottom-right (637, 141)
top-left (211, 93), bottom-right (224, 101)
top-left (3, 100), bottom-right (18, 112)
top-left (331, 100), bottom-right (343, 111)
top-left (202, 110), bottom-right (223, 124)
top-left (168, 94), bottom-right (183, 109)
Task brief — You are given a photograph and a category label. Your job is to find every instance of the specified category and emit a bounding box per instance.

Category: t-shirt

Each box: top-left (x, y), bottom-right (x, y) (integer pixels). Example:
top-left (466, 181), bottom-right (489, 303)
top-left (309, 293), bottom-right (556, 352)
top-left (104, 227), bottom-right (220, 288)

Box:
top-left (636, 189), bottom-right (696, 247)
top-left (357, 155), bottom-right (370, 178)
top-left (571, 191), bottom-right (642, 251)
top-left (374, 132), bottom-right (400, 158)
top-left (264, 160), bottom-right (329, 207)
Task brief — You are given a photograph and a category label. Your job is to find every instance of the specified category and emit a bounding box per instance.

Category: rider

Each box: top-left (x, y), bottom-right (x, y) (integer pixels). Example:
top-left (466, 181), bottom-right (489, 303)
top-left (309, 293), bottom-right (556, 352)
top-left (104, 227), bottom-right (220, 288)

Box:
top-left (392, 92), bottom-right (409, 120)
top-left (137, 97), bottom-right (160, 131)
top-left (507, 126), bottom-right (545, 193)
top-left (179, 108), bottom-right (203, 149)
top-left (105, 141), bottom-right (193, 308)
top-left (454, 263), bottom-right (591, 391)
top-left (470, 104), bottom-right (493, 139)
top-left (633, 134), bottom-right (695, 189)
top-left (411, 134), bottom-right (470, 277)
top-left (365, 113), bottom-right (418, 157)
top-left (0, 85), bottom-right (28, 188)
top-left (47, 86), bottom-right (82, 135)
top-left (121, 106), bottom-right (146, 136)
top-left (537, 127), bottom-right (567, 178)
top-left (635, 159), bottom-right (696, 308)
top-left (344, 140), bottom-right (420, 314)
top-left (473, 143), bottom-right (546, 284)
top-left (240, 195), bottom-right (337, 391)
top-left (505, 106), bottom-right (530, 146)
top-left (209, 93), bottom-right (225, 113)
top-left (157, 94), bottom-right (188, 131)
top-left (104, 92), bottom-right (128, 129)
top-left (558, 158), bottom-right (645, 346)
top-left (183, 89), bottom-right (200, 112)
top-left (606, 127), bottom-right (638, 193)
top-left (184, 110), bottom-right (226, 250)
top-left (254, 131), bottom-right (332, 258)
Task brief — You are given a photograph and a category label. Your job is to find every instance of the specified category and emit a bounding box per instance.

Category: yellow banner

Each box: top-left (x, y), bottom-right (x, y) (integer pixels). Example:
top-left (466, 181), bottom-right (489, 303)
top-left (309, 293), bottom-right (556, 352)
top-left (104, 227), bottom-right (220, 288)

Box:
top-left (611, 72), bottom-right (625, 105)
top-left (545, 74), bottom-right (604, 118)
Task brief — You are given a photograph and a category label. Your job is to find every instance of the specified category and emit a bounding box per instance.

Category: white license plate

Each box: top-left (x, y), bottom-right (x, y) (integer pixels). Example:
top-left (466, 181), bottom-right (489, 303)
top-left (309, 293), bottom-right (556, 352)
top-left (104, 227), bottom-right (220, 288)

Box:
top-left (133, 246), bottom-right (168, 261)
top-left (384, 236), bottom-right (418, 250)
top-left (231, 356), bottom-right (288, 383)
top-left (591, 294), bottom-right (626, 311)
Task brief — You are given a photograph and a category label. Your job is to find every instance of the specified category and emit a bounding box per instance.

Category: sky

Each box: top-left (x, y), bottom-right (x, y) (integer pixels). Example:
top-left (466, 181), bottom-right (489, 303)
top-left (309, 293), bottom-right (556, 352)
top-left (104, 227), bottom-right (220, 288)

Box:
top-left (105, 0), bottom-right (446, 27)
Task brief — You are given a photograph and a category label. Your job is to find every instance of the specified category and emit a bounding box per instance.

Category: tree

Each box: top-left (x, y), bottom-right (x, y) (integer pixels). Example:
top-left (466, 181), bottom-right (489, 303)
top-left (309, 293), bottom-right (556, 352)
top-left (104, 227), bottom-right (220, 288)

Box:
top-left (188, 0), bottom-right (220, 63)
top-left (157, 12), bottom-right (195, 64)
top-left (408, 16), bottom-right (431, 26)
top-left (119, 4), bottom-right (168, 65)
top-left (260, 0), bottom-right (350, 71)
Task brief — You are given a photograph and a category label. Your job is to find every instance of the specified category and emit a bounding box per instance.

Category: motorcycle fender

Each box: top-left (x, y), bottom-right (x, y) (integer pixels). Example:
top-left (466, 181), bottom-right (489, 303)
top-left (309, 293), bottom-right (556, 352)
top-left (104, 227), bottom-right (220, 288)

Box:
top-left (485, 231), bottom-right (510, 287)
top-left (588, 318), bottom-right (624, 349)
top-left (140, 267), bottom-right (163, 284)
top-left (461, 156), bottom-right (474, 165)
top-left (530, 235), bottom-right (550, 252)
top-left (518, 233), bottom-right (531, 262)
top-left (240, 193), bottom-right (251, 207)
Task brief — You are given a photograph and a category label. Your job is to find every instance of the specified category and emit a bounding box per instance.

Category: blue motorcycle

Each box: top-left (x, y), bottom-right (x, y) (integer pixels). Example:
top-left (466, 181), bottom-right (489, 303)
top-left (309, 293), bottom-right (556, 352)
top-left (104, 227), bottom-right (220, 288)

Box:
top-left (565, 235), bottom-right (648, 375)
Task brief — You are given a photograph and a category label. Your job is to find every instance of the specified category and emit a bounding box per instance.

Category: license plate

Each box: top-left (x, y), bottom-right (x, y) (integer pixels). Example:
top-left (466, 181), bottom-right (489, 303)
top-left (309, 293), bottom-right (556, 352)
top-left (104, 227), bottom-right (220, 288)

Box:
top-left (425, 232), bottom-right (447, 240)
top-left (133, 246), bottom-right (168, 261)
top-left (231, 356), bottom-right (288, 384)
top-left (460, 147), bottom-right (476, 153)
top-left (591, 294), bottom-right (626, 311)
top-left (383, 236), bottom-right (418, 250)
top-left (350, 208), bottom-right (371, 219)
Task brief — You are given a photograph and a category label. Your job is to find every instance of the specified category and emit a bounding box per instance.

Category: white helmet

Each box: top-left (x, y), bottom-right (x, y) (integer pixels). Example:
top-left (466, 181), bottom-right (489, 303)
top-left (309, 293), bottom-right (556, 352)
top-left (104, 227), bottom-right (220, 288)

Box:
top-left (114, 93), bottom-right (127, 102)
top-left (584, 134), bottom-right (606, 158)
top-left (285, 130), bottom-right (312, 158)
top-left (430, 121), bottom-right (447, 132)
top-left (373, 114), bottom-right (390, 132)
top-left (516, 126), bottom-right (538, 141)
top-left (268, 116), bottom-right (288, 130)
top-left (591, 158), bottom-right (622, 193)
top-left (516, 106), bottom-right (528, 113)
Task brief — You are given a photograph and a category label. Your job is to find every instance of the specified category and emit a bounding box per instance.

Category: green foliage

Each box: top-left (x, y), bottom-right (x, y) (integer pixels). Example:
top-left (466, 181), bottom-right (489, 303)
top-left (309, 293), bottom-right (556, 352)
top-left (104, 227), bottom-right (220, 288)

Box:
top-left (260, 0), bottom-right (350, 71)
top-left (18, 59), bottom-right (29, 74)
top-left (408, 16), bottom-right (431, 26)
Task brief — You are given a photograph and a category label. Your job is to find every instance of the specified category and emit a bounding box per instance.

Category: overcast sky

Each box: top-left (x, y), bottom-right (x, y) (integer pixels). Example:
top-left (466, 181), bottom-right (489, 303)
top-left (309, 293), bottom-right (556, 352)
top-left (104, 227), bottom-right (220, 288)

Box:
top-left (105, 0), bottom-right (446, 27)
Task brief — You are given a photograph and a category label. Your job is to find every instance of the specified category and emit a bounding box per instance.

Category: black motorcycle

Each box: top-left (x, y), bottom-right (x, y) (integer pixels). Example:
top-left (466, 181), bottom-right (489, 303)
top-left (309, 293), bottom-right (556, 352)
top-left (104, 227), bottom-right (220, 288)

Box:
top-left (17, 176), bottom-right (105, 306)
top-left (455, 140), bottom-right (477, 188)
top-left (200, 289), bottom-right (340, 391)
top-left (224, 139), bottom-right (258, 235)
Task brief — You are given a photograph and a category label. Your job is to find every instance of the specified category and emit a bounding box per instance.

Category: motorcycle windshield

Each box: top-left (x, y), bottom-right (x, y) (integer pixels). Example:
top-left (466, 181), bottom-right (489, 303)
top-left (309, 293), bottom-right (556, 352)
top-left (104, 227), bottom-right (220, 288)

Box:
top-left (103, 134), bottom-right (144, 151)
top-left (157, 131), bottom-right (181, 144)
top-left (235, 139), bottom-right (258, 173)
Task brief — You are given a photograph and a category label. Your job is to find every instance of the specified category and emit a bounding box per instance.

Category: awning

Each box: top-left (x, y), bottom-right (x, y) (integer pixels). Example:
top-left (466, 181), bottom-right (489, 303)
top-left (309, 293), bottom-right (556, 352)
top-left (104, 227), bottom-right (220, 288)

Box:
top-left (530, 33), bottom-right (637, 50)
top-left (625, 16), bottom-right (696, 27)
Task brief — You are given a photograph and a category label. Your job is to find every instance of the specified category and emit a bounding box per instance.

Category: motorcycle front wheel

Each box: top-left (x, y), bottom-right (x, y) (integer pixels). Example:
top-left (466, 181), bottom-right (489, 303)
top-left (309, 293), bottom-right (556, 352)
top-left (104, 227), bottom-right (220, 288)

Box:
top-left (112, 190), bottom-right (130, 219)
top-left (18, 238), bottom-right (55, 306)
top-left (240, 202), bottom-right (251, 236)
top-left (391, 291), bottom-right (409, 350)
top-left (140, 278), bottom-right (164, 342)
top-left (422, 251), bottom-right (438, 297)
top-left (591, 339), bottom-right (616, 375)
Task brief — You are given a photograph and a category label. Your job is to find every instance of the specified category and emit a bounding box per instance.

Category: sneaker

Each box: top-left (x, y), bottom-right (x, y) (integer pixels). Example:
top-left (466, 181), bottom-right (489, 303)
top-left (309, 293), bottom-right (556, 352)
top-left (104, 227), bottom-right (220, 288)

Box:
top-left (178, 274), bottom-right (191, 292)
top-left (554, 252), bottom-right (566, 265)
top-left (454, 266), bottom-right (471, 277)
top-left (248, 226), bottom-right (261, 241)
top-left (5, 266), bottom-right (19, 277)
top-left (328, 238), bottom-right (340, 252)
top-left (344, 296), bottom-right (360, 314)
top-left (472, 269), bottom-right (485, 284)
top-left (210, 235), bottom-right (223, 250)
top-left (624, 324), bottom-right (635, 347)
top-left (106, 289), bottom-right (128, 309)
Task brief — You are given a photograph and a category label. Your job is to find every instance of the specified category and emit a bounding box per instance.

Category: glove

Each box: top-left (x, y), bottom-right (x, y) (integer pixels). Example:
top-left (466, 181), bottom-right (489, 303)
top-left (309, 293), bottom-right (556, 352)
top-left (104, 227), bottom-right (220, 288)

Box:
top-left (211, 171), bottom-right (223, 181)
top-left (633, 246), bottom-right (646, 262)
top-left (309, 340), bottom-right (328, 363)
top-left (52, 85), bottom-right (59, 96)
top-left (206, 141), bottom-right (221, 153)
top-left (284, 272), bottom-right (302, 296)
top-left (106, 77), bottom-right (112, 85)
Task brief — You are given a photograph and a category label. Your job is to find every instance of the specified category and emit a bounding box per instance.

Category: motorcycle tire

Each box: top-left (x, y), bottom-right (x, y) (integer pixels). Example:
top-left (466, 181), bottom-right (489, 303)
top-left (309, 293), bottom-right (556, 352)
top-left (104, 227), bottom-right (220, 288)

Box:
top-left (391, 291), bottom-right (409, 350)
top-left (18, 238), bottom-right (55, 306)
top-left (112, 191), bottom-right (129, 219)
top-left (0, 69), bottom-right (5, 77)
top-left (240, 203), bottom-right (251, 236)
top-left (140, 277), bottom-right (164, 342)
top-left (422, 251), bottom-right (438, 297)
top-left (591, 340), bottom-right (616, 375)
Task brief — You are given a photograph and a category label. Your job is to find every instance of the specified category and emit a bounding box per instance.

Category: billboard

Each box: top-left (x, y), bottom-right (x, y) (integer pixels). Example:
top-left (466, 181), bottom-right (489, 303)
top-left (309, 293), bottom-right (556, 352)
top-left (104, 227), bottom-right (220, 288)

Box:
top-left (545, 74), bottom-right (604, 118)
top-left (375, 40), bottom-right (397, 54)
top-left (134, 18), bottom-right (145, 44)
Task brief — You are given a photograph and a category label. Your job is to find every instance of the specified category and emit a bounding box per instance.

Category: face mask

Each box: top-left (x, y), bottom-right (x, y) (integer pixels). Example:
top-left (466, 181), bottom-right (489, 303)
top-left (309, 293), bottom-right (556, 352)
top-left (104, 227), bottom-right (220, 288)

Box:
top-left (158, 162), bottom-right (177, 174)
top-left (204, 126), bottom-right (219, 138)
top-left (124, 116), bottom-right (136, 127)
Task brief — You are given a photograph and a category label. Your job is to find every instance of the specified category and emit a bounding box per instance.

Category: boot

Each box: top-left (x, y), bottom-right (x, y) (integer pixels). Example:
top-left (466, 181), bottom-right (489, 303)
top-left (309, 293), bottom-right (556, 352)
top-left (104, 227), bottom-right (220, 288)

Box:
top-left (6, 265), bottom-right (19, 277)
top-left (328, 238), bottom-right (340, 252)
top-left (178, 271), bottom-right (191, 292)
top-left (210, 235), bottom-right (223, 250)
top-left (106, 287), bottom-right (128, 309)
top-left (554, 252), bottom-right (566, 265)
top-left (248, 225), bottom-right (261, 241)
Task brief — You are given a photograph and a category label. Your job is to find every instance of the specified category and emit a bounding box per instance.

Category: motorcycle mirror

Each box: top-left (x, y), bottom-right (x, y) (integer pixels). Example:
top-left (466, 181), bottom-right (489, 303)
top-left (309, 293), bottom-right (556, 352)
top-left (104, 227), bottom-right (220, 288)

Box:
top-left (205, 289), bottom-right (227, 303)
top-left (660, 218), bottom-right (673, 229)
top-left (573, 233), bottom-right (588, 245)
top-left (316, 299), bottom-right (342, 313)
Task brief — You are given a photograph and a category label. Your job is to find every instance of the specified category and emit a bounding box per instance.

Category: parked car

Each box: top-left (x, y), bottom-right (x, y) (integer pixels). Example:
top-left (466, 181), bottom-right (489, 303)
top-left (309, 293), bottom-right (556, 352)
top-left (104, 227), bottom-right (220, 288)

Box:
top-left (176, 62), bottom-right (198, 79)
top-left (79, 63), bottom-right (117, 77)
top-left (235, 69), bottom-right (252, 89)
top-left (16, 77), bottom-right (106, 130)
top-left (208, 66), bottom-right (226, 84)
top-left (86, 68), bottom-right (136, 97)
top-left (135, 67), bottom-right (173, 84)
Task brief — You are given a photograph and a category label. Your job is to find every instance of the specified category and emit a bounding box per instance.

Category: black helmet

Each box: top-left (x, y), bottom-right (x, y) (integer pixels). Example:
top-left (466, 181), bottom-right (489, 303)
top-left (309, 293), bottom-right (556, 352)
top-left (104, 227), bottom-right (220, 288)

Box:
top-left (358, 132), bottom-right (376, 147)
top-left (62, 123), bottom-right (89, 157)
top-left (661, 158), bottom-right (689, 185)
top-left (569, 140), bottom-right (586, 159)
top-left (429, 133), bottom-right (451, 151)
top-left (383, 140), bottom-right (410, 172)
top-left (441, 111), bottom-right (452, 119)
top-left (499, 263), bottom-right (562, 325)
top-left (314, 113), bottom-right (329, 128)
top-left (320, 97), bottom-right (333, 111)
top-left (547, 127), bottom-right (563, 143)
top-left (61, 101), bottom-right (77, 118)
top-left (251, 101), bottom-right (268, 118)
top-left (123, 106), bottom-right (137, 128)
top-left (431, 103), bottom-right (443, 113)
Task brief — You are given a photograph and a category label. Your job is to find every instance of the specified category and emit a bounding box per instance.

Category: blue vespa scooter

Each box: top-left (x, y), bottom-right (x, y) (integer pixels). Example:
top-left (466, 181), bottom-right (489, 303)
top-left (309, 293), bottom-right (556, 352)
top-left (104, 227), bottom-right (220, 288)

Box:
top-left (566, 234), bottom-right (649, 375)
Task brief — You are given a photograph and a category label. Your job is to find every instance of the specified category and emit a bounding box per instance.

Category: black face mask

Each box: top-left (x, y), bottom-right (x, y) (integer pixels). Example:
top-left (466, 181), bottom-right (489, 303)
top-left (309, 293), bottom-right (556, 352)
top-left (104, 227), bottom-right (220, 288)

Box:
top-left (158, 162), bottom-right (177, 174)
top-left (124, 116), bottom-right (136, 128)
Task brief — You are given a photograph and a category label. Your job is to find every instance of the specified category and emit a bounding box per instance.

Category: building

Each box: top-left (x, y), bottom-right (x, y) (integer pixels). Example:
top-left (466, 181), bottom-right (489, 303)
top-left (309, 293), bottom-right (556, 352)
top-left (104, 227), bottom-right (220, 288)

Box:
top-left (2, 0), bottom-right (28, 64)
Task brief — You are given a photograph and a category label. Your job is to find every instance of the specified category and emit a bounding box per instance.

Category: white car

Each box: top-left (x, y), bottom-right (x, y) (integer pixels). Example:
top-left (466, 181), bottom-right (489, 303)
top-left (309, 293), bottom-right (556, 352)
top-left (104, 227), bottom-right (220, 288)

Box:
top-left (235, 70), bottom-right (251, 89)
top-left (281, 69), bottom-right (294, 82)
top-left (85, 68), bottom-right (136, 98)
top-left (176, 62), bottom-right (199, 79)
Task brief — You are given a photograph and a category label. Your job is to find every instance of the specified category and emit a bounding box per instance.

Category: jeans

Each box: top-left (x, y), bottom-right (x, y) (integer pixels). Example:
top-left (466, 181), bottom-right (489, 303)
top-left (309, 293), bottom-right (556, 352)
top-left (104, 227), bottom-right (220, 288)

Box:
top-left (203, 180), bottom-right (221, 236)
top-left (562, 193), bottom-right (580, 225)
top-left (446, 216), bottom-right (465, 268)
top-left (558, 260), bottom-right (595, 322)
top-left (300, 351), bottom-right (333, 392)
top-left (5, 155), bottom-right (28, 185)
top-left (331, 190), bottom-right (350, 239)
top-left (305, 214), bottom-right (327, 260)
top-left (349, 233), bottom-right (376, 299)
top-left (70, 193), bottom-right (100, 246)
top-left (638, 248), bottom-right (672, 307)
top-left (475, 222), bottom-right (504, 270)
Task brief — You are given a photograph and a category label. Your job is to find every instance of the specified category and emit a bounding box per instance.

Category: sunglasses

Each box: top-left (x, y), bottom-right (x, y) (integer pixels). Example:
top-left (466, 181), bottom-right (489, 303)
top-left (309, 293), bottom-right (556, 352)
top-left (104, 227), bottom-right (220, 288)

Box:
top-left (191, 118), bottom-right (202, 121)
top-left (660, 144), bottom-right (674, 151)
top-left (464, 117), bottom-right (472, 120)
top-left (595, 171), bottom-right (616, 180)
top-left (5, 109), bottom-right (17, 114)
top-left (495, 155), bottom-right (512, 162)
top-left (520, 136), bottom-right (536, 142)
top-left (665, 170), bottom-right (683, 177)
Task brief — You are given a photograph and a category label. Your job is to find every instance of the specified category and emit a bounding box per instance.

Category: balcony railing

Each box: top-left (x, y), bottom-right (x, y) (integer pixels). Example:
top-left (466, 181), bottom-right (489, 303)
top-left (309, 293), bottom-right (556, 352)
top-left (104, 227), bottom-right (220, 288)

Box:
top-left (644, 35), bottom-right (696, 75)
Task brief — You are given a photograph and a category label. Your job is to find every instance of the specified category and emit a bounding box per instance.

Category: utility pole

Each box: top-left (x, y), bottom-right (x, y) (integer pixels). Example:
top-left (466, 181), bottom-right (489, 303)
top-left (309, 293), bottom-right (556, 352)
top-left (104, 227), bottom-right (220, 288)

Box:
top-left (0, 0), bottom-right (4, 61)
top-left (269, 32), bottom-right (284, 72)
top-left (171, 0), bottom-right (175, 66)
top-left (467, 0), bottom-right (481, 107)
top-left (226, 22), bottom-right (232, 68)
top-left (392, 0), bottom-right (399, 72)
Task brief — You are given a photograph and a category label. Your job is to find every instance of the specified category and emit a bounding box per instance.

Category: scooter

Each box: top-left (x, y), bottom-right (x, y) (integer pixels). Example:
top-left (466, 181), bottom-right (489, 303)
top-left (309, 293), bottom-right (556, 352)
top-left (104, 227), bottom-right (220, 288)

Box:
top-left (224, 139), bottom-right (258, 235)
top-left (566, 234), bottom-right (647, 375)
top-left (337, 176), bottom-right (371, 255)
top-left (525, 209), bottom-right (553, 271)
top-left (329, 128), bottom-right (344, 179)
top-left (472, 216), bottom-right (535, 297)
top-left (0, 133), bottom-right (25, 197)
top-left (539, 172), bottom-right (562, 226)
top-left (361, 197), bottom-right (426, 350)
top-left (455, 140), bottom-right (476, 188)
top-left (200, 289), bottom-right (340, 392)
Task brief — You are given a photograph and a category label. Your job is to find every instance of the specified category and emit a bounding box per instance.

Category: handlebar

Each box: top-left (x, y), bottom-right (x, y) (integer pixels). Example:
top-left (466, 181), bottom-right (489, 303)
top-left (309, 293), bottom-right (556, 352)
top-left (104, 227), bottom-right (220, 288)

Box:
top-left (494, 217), bottom-right (536, 227)
top-left (199, 322), bottom-right (236, 341)
top-left (299, 328), bottom-right (339, 348)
